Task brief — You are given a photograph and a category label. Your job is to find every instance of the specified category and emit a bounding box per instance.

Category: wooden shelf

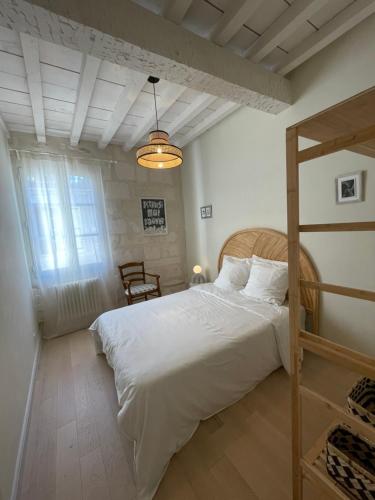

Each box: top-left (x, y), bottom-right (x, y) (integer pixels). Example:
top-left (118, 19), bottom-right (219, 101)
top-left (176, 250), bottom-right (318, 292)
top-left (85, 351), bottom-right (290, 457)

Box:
top-left (300, 280), bottom-right (375, 302)
top-left (302, 458), bottom-right (349, 499)
top-left (299, 331), bottom-right (375, 379)
top-left (291, 86), bottom-right (375, 159)
top-left (302, 428), bottom-right (350, 500)
top-left (300, 385), bottom-right (375, 444)
top-left (300, 388), bottom-right (375, 499)
top-left (287, 86), bottom-right (375, 500)
top-left (297, 123), bottom-right (375, 163)
top-left (299, 222), bottom-right (375, 232)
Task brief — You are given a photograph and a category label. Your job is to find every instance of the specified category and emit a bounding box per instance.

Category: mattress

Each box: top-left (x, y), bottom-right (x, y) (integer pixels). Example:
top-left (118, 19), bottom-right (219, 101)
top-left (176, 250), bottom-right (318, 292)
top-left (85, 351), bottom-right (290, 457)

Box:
top-left (90, 283), bottom-right (294, 499)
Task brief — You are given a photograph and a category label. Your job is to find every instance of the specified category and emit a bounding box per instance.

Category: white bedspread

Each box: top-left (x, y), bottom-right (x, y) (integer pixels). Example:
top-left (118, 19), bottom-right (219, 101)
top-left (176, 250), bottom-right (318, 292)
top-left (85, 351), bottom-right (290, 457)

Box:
top-left (90, 284), bottom-right (292, 499)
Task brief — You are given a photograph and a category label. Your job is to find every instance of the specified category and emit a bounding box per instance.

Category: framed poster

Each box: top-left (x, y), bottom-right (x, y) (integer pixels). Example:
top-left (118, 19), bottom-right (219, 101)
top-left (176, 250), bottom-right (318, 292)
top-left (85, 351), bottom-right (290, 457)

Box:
top-left (200, 204), bottom-right (213, 219)
top-left (336, 171), bottom-right (364, 204)
top-left (140, 198), bottom-right (168, 235)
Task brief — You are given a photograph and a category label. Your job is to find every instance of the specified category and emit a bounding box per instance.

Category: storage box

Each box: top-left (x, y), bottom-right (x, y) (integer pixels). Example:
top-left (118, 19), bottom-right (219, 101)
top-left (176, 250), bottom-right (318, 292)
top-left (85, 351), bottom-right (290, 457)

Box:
top-left (326, 425), bottom-right (375, 499)
top-left (347, 378), bottom-right (375, 427)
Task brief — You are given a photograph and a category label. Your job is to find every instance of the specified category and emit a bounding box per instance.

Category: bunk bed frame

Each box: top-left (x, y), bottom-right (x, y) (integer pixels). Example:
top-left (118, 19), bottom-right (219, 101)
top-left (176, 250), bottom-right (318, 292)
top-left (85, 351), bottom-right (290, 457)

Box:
top-left (286, 86), bottom-right (375, 499)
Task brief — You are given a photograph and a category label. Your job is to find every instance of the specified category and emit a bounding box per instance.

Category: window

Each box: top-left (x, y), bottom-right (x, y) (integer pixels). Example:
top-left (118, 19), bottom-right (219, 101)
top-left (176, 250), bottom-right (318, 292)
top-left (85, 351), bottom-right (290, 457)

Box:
top-left (17, 152), bottom-right (113, 288)
top-left (70, 175), bottom-right (102, 268)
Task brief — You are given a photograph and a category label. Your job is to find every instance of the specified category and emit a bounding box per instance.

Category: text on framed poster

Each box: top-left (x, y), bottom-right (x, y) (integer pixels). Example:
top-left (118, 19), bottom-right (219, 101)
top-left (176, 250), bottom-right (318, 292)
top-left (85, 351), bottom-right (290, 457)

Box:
top-left (140, 198), bottom-right (168, 235)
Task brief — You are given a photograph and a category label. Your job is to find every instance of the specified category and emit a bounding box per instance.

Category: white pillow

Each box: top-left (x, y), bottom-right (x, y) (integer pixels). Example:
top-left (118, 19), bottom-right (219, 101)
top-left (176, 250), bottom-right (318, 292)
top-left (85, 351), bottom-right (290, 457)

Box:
top-left (214, 255), bottom-right (252, 291)
top-left (242, 255), bottom-right (288, 305)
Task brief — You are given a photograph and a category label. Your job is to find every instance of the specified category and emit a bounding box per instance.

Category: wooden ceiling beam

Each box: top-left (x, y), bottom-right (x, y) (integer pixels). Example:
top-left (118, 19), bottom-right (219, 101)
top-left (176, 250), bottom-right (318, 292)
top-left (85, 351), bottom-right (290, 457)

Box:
top-left (245, 0), bottom-right (327, 63)
top-left (98, 72), bottom-right (147, 149)
top-left (277, 0), bottom-right (375, 75)
top-left (168, 93), bottom-right (216, 138)
top-left (20, 33), bottom-right (46, 143)
top-left (177, 101), bottom-right (240, 147)
top-left (0, 113), bottom-right (9, 138)
top-left (2, 0), bottom-right (291, 113)
top-left (211, 0), bottom-right (263, 47)
top-left (70, 54), bottom-right (100, 146)
top-left (162, 0), bottom-right (193, 24)
top-left (123, 82), bottom-right (185, 151)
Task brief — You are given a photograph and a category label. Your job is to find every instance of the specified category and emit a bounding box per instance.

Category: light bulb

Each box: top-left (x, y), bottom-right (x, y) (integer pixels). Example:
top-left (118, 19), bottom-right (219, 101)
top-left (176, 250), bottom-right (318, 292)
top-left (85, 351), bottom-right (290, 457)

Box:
top-left (193, 265), bottom-right (202, 274)
top-left (157, 147), bottom-right (162, 154)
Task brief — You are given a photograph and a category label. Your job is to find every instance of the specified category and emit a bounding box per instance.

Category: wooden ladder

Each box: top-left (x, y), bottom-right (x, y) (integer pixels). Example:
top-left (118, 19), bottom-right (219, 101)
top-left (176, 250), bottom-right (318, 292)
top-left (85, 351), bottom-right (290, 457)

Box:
top-left (286, 124), bottom-right (375, 500)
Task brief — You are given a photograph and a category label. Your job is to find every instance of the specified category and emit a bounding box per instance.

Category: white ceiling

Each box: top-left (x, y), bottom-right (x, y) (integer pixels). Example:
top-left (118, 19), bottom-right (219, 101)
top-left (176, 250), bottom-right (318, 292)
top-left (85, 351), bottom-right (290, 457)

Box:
top-left (136, 0), bottom-right (363, 73)
top-left (0, 26), bottom-right (238, 149)
top-left (0, 0), bottom-right (373, 149)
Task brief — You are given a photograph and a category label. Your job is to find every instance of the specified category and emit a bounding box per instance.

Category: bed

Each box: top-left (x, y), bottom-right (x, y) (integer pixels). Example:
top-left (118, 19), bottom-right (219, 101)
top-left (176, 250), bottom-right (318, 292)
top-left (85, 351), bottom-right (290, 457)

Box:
top-left (90, 228), bottom-right (319, 500)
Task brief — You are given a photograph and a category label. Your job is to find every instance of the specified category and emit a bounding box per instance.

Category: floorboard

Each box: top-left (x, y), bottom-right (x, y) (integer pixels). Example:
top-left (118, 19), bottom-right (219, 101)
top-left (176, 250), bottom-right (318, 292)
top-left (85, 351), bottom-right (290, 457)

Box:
top-left (18, 330), bottom-right (359, 500)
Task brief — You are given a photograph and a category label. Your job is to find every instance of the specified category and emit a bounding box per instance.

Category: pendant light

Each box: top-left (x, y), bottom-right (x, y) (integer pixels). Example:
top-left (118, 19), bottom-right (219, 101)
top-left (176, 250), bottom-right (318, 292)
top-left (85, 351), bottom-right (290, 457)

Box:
top-left (136, 76), bottom-right (183, 169)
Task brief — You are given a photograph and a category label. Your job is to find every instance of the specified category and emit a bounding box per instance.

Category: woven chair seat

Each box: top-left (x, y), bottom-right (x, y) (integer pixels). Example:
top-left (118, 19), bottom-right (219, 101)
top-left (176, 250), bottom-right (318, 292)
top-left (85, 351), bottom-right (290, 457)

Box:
top-left (125, 283), bottom-right (158, 295)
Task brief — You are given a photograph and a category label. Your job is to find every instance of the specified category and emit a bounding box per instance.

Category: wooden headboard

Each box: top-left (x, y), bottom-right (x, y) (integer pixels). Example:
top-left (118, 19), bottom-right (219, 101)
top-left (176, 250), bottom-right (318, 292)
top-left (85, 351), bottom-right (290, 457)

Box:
top-left (218, 228), bottom-right (320, 334)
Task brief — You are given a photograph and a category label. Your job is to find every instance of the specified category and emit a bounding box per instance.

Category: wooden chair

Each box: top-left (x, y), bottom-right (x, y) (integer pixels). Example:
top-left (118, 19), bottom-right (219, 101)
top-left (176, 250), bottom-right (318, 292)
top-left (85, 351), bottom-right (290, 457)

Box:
top-left (118, 261), bottom-right (161, 305)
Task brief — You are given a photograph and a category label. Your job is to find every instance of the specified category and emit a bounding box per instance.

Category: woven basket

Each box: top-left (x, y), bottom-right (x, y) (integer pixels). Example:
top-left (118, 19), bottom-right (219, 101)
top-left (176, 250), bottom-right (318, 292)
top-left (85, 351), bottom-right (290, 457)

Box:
top-left (326, 425), bottom-right (375, 499)
top-left (347, 378), bottom-right (375, 427)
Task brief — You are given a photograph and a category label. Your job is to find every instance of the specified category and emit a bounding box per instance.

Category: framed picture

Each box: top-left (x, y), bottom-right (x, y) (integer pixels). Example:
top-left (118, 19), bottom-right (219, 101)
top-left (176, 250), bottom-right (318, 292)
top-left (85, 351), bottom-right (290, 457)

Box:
top-left (200, 204), bottom-right (213, 219)
top-left (140, 198), bottom-right (168, 235)
top-left (336, 171), bottom-right (363, 204)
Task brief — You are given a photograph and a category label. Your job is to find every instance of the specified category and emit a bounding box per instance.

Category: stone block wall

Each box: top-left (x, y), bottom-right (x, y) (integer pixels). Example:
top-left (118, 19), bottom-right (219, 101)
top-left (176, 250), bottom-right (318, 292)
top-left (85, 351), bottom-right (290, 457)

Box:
top-left (101, 154), bottom-right (187, 303)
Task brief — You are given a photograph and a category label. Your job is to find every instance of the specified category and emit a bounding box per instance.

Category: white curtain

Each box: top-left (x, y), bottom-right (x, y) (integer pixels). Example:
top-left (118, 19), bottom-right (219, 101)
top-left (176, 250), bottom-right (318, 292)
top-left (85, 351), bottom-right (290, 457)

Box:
top-left (16, 152), bottom-right (115, 337)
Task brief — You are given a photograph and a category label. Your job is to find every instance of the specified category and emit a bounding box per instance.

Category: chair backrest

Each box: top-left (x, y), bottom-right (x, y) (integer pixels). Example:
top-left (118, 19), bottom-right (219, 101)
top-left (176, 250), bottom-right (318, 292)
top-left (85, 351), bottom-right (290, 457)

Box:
top-left (118, 261), bottom-right (145, 287)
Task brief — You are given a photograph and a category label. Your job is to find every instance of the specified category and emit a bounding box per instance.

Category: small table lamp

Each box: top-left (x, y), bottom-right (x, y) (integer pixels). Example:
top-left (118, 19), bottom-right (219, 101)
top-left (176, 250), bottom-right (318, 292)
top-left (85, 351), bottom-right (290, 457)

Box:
top-left (191, 265), bottom-right (205, 285)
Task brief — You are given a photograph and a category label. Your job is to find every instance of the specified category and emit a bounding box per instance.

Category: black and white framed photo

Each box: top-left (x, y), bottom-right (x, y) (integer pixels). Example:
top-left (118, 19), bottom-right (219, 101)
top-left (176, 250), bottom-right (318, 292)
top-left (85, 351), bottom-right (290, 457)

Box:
top-left (200, 204), bottom-right (213, 219)
top-left (336, 171), bottom-right (363, 204)
top-left (140, 198), bottom-right (168, 235)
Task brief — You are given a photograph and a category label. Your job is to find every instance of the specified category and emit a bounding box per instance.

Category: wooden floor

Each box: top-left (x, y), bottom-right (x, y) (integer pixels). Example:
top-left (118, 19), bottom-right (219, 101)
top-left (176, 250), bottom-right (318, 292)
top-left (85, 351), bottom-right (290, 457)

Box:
top-left (18, 330), bottom-right (358, 500)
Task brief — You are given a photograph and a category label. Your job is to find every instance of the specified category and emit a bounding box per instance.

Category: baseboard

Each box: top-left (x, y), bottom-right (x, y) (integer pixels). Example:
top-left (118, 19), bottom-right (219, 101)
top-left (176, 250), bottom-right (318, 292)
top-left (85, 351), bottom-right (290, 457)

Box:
top-left (10, 336), bottom-right (41, 500)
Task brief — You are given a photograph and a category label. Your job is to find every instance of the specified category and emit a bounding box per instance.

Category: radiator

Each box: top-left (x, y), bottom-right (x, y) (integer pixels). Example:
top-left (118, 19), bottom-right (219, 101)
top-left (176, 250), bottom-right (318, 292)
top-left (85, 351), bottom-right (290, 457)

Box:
top-left (56, 278), bottom-right (102, 324)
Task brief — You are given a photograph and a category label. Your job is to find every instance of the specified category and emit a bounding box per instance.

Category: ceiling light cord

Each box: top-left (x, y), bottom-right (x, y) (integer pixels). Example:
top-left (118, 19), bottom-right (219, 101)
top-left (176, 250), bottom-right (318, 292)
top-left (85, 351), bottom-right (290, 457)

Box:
top-left (152, 81), bottom-right (159, 130)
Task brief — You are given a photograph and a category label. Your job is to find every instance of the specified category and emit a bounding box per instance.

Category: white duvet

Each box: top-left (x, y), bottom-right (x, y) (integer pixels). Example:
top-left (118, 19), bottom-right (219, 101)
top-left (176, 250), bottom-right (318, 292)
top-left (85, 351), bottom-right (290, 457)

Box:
top-left (90, 284), bottom-right (293, 499)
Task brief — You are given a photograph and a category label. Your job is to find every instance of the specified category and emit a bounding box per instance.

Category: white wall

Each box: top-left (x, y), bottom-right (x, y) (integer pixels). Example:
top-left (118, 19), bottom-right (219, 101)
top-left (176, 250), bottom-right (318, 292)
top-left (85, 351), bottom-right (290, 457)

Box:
top-left (0, 129), bottom-right (39, 500)
top-left (182, 15), bottom-right (375, 355)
